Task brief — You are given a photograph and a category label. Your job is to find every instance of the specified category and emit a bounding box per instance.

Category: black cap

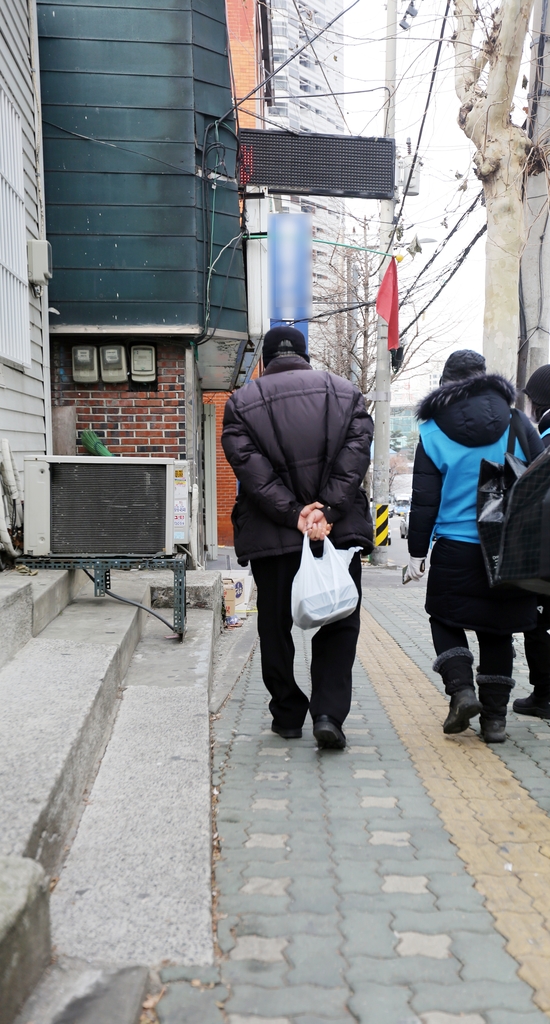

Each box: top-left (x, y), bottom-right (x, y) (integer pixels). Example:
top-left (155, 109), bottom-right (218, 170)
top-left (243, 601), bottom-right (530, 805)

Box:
top-left (262, 326), bottom-right (309, 367)
top-left (440, 349), bottom-right (486, 384)
top-left (524, 364), bottom-right (550, 407)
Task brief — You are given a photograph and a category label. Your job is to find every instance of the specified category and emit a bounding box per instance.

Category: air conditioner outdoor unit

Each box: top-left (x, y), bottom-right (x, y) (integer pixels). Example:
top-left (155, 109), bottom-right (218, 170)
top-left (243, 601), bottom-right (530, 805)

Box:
top-left (23, 456), bottom-right (190, 557)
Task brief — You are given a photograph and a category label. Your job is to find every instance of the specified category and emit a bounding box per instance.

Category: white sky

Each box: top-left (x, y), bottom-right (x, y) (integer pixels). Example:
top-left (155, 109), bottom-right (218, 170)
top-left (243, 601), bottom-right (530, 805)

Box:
top-left (336, 0), bottom-right (534, 373)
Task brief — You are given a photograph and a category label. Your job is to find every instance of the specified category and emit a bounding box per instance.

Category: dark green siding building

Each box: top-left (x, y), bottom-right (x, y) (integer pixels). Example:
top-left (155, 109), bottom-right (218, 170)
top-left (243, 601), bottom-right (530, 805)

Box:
top-left (38, 0), bottom-right (248, 389)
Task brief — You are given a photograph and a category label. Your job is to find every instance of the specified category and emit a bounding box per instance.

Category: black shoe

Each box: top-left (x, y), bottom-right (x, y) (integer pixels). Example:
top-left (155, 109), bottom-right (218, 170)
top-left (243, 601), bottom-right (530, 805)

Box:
top-left (513, 692), bottom-right (550, 719)
top-left (480, 714), bottom-right (506, 743)
top-left (313, 715), bottom-right (346, 750)
top-left (443, 688), bottom-right (483, 735)
top-left (271, 721), bottom-right (302, 739)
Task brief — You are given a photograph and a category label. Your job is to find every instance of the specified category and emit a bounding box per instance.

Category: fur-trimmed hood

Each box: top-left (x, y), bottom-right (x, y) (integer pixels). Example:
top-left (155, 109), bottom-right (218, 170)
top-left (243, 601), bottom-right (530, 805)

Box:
top-left (416, 374), bottom-right (517, 449)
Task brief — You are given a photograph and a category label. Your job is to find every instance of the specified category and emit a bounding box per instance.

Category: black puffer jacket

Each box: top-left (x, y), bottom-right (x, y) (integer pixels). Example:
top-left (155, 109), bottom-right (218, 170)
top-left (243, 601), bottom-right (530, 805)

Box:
top-left (221, 357), bottom-right (374, 564)
top-left (408, 373), bottom-right (542, 634)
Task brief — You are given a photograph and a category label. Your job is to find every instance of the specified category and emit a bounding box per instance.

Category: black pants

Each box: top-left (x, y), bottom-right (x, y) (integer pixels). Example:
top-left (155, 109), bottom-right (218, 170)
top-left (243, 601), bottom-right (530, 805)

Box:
top-left (250, 551), bottom-right (362, 728)
top-left (430, 618), bottom-right (514, 677)
top-left (524, 597), bottom-right (550, 694)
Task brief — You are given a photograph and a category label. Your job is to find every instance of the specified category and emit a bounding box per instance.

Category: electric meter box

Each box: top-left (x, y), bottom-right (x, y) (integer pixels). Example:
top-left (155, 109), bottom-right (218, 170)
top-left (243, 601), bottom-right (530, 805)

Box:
top-left (100, 344), bottom-right (127, 383)
top-left (72, 345), bottom-right (99, 383)
top-left (131, 344), bottom-right (156, 382)
top-left (27, 239), bottom-right (53, 284)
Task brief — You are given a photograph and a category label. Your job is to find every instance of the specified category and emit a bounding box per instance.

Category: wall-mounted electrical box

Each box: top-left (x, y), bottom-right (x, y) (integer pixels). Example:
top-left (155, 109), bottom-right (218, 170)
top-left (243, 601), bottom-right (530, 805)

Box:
top-left (131, 345), bottom-right (156, 382)
top-left (100, 345), bottom-right (127, 383)
top-left (401, 158), bottom-right (420, 197)
top-left (27, 239), bottom-right (53, 284)
top-left (72, 345), bottom-right (99, 383)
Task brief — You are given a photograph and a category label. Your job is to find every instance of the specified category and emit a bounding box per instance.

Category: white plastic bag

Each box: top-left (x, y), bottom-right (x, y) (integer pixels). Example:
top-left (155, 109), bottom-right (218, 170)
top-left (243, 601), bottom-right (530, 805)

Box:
top-left (291, 534), bottom-right (361, 630)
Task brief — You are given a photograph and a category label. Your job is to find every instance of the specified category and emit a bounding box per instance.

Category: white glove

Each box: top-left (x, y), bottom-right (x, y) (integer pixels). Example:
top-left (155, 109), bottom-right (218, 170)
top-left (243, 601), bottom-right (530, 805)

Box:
top-left (403, 556), bottom-right (426, 584)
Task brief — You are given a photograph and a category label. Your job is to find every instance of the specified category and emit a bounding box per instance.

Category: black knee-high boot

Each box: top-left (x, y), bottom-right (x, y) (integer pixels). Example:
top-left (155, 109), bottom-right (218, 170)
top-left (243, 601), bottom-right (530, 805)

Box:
top-left (433, 648), bottom-right (482, 735)
top-left (477, 674), bottom-right (515, 743)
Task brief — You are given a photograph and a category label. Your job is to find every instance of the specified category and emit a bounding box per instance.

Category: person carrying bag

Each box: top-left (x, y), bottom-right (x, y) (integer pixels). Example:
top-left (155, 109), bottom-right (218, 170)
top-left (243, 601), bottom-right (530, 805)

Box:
top-left (406, 350), bottom-right (543, 744)
top-left (222, 326), bottom-right (373, 751)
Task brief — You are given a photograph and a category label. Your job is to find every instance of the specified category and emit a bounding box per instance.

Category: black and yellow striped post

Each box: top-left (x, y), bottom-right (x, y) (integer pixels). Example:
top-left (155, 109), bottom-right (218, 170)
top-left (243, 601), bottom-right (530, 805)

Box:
top-left (375, 504), bottom-right (389, 546)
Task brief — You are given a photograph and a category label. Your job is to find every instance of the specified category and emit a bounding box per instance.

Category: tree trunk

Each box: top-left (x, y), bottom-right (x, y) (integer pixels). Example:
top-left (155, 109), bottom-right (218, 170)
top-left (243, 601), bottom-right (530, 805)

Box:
top-left (454, 0), bottom-right (534, 381)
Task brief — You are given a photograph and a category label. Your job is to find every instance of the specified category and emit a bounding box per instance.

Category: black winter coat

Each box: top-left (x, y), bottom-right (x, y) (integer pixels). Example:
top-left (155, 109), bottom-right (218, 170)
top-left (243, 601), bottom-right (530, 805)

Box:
top-left (221, 357), bottom-right (374, 565)
top-left (408, 374), bottom-right (542, 634)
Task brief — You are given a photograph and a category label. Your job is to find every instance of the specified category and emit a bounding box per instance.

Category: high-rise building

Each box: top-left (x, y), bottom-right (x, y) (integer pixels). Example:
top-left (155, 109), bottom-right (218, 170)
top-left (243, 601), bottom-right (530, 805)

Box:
top-left (270, 0), bottom-right (345, 133)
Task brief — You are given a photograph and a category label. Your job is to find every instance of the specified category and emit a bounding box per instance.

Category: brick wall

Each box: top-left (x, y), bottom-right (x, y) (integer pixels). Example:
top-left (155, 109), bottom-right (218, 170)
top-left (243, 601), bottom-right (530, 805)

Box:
top-left (51, 340), bottom-right (186, 459)
top-left (226, 0), bottom-right (259, 129)
top-left (203, 391), bottom-right (236, 546)
top-left (203, 358), bottom-right (262, 547)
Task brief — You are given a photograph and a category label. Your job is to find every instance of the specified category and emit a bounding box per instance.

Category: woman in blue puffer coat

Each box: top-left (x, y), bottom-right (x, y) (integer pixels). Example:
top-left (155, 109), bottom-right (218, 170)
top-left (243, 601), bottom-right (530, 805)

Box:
top-left (406, 350), bottom-right (543, 743)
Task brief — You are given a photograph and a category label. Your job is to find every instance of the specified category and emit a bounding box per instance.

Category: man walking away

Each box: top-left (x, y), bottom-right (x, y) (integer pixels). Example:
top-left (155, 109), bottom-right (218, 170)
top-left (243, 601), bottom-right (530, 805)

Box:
top-left (513, 365), bottom-right (550, 720)
top-left (221, 326), bottom-right (373, 750)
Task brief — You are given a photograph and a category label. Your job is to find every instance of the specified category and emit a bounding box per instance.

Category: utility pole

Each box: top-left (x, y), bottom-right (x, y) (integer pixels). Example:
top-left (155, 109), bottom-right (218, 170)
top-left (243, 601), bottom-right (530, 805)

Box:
top-left (518, 0), bottom-right (550, 397)
top-left (371, 0), bottom-right (397, 564)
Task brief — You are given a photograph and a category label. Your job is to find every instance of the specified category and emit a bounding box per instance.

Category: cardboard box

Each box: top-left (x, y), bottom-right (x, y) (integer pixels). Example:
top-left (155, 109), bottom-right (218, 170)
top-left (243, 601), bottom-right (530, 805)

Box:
top-left (223, 571), bottom-right (253, 611)
top-left (223, 579), bottom-right (236, 616)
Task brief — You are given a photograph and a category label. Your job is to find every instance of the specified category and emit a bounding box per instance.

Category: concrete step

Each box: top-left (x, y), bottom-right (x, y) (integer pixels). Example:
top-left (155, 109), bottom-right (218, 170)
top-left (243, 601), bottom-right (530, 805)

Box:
top-left (0, 575), bottom-right (150, 875)
top-left (0, 568), bottom-right (86, 672)
top-left (0, 856), bottom-right (50, 1024)
top-left (13, 959), bottom-right (148, 1024)
top-left (0, 573), bottom-right (152, 1023)
top-left (9, 568), bottom-right (225, 1022)
top-left (48, 608), bottom-right (216, 969)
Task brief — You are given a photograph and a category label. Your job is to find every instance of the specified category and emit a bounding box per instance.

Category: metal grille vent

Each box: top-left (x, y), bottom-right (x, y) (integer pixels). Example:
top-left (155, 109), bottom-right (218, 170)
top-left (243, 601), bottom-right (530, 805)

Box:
top-left (50, 463), bottom-right (167, 555)
top-left (238, 130), bottom-right (395, 199)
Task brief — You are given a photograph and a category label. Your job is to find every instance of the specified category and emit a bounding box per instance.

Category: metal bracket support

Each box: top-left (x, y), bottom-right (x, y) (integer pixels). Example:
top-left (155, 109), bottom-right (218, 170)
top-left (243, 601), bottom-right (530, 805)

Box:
top-left (173, 557), bottom-right (186, 636)
top-left (93, 563), bottom-right (111, 597)
top-left (15, 555), bottom-right (187, 636)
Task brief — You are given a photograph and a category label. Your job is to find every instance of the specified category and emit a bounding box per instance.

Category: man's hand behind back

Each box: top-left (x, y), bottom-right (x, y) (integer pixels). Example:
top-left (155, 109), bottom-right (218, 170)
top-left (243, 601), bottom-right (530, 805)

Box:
top-left (297, 502), bottom-right (332, 541)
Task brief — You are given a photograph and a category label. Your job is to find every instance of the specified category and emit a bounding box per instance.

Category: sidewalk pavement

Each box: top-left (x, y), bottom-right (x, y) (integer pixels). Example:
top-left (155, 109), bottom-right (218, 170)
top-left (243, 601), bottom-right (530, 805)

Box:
top-left (156, 568), bottom-right (550, 1024)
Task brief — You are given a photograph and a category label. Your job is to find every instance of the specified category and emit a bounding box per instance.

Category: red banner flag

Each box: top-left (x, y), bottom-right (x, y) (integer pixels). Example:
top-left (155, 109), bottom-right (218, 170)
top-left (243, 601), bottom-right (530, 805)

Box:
top-left (376, 257), bottom-right (399, 350)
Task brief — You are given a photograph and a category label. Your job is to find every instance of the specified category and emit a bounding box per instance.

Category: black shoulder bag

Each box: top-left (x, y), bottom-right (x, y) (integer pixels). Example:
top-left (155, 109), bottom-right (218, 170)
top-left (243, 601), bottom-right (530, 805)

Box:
top-left (476, 410), bottom-right (530, 587)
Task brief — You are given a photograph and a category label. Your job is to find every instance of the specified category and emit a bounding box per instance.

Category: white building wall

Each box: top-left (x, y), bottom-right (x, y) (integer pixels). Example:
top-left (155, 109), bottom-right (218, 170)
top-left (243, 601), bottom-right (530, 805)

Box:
top-left (0, 0), bottom-right (49, 469)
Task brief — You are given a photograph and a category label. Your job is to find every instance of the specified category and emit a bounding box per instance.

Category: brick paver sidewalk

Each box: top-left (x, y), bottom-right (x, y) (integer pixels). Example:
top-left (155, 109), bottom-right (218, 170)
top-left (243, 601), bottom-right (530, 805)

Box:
top-left (157, 574), bottom-right (550, 1024)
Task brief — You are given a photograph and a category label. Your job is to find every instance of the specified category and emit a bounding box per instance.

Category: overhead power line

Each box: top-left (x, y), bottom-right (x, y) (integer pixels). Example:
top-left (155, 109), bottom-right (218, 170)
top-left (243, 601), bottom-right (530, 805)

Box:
top-left (399, 190), bottom-right (484, 307)
top-left (399, 224), bottom-right (487, 339)
top-left (384, 0), bottom-right (452, 261)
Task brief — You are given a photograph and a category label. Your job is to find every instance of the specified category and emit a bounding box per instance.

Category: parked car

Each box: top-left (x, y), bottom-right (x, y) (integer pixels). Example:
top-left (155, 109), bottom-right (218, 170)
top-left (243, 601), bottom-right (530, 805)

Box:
top-left (400, 511), bottom-right (410, 539)
top-left (395, 499), bottom-right (411, 517)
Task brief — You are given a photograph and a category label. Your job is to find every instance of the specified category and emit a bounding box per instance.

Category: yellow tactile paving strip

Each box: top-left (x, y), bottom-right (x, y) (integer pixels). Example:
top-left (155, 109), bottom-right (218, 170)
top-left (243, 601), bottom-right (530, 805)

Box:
top-left (357, 606), bottom-right (550, 1016)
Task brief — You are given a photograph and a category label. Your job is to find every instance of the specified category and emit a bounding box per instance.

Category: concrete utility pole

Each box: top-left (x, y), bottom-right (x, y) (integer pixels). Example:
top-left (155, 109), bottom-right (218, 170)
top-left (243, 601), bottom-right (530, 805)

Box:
top-left (518, 0), bottom-right (550, 395)
top-left (371, 0), bottom-right (397, 564)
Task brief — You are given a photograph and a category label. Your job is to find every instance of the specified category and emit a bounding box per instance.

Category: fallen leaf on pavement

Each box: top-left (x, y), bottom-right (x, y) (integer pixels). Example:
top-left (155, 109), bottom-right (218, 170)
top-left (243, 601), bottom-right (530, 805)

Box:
top-left (142, 987), bottom-right (165, 1010)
